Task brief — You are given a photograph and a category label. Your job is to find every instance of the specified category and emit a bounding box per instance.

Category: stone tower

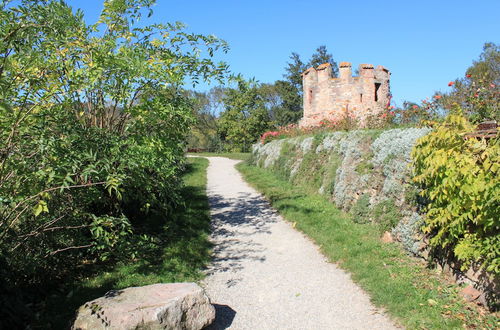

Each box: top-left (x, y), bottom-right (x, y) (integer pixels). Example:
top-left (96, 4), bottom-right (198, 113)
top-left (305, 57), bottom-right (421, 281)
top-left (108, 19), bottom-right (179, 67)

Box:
top-left (300, 62), bottom-right (391, 127)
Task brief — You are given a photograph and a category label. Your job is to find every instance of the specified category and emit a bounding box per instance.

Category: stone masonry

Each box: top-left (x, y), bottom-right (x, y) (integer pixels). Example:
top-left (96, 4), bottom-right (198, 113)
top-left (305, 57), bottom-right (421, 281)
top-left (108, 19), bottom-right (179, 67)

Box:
top-left (300, 62), bottom-right (391, 127)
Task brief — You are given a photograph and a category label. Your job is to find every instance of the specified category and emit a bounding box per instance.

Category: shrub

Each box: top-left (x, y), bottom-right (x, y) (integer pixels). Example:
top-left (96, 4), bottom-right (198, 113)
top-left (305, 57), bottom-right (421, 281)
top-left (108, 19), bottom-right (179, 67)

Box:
top-left (349, 194), bottom-right (371, 224)
top-left (0, 1), bottom-right (228, 322)
top-left (372, 199), bottom-right (401, 233)
top-left (411, 113), bottom-right (499, 274)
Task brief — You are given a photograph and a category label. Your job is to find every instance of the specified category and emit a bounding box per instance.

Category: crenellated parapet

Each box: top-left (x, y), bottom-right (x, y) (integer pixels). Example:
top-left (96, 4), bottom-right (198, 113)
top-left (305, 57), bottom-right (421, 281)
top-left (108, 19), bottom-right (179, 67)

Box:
top-left (300, 61), bottom-right (391, 127)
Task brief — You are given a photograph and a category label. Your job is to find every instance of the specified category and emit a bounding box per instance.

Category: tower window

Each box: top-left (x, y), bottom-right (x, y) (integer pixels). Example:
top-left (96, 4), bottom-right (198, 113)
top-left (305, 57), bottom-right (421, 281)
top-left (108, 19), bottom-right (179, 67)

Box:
top-left (374, 83), bottom-right (381, 102)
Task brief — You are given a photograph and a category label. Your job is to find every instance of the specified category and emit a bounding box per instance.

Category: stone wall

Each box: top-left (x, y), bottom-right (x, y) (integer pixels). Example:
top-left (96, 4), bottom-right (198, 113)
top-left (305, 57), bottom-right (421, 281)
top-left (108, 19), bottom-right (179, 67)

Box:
top-left (301, 62), bottom-right (391, 127)
top-left (252, 128), bottom-right (430, 244)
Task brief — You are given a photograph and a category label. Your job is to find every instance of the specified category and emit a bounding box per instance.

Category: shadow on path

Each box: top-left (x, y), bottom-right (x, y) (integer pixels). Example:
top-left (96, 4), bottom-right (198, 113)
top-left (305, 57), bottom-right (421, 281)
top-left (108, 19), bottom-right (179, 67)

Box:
top-left (205, 192), bottom-right (278, 278)
top-left (204, 304), bottom-right (237, 330)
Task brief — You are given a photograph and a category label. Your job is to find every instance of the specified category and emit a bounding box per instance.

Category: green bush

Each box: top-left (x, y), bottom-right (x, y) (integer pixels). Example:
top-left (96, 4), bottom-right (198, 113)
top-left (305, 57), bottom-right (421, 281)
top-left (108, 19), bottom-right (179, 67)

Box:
top-left (412, 114), bottom-right (499, 274)
top-left (350, 194), bottom-right (371, 224)
top-left (372, 199), bottom-right (401, 233)
top-left (349, 194), bottom-right (400, 232)
top-left (0, 1), bottom-right (228, 326)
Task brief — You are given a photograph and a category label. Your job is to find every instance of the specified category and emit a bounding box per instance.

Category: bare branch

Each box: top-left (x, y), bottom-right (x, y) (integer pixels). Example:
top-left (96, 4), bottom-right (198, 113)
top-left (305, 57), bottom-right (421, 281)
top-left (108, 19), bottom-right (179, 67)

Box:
top-left (48, 243), bottom-right (93, 256)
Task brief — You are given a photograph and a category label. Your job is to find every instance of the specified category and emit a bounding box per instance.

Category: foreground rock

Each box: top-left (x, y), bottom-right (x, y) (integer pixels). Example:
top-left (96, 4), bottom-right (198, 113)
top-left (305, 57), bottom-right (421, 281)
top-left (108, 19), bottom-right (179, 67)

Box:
top-left (72, 283), bottom-right (215, 330)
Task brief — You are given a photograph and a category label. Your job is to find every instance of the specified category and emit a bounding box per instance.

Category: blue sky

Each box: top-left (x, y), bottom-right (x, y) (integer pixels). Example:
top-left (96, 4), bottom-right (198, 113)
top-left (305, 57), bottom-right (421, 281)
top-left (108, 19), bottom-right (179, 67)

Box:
top-left (68, 0), bottom-right (500, 107)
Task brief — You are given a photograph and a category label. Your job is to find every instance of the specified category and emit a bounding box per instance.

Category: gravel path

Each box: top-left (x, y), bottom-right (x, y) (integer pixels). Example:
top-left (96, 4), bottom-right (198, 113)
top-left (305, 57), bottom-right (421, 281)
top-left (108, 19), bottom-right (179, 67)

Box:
top-left (201, 157), bottom-right (399, 330)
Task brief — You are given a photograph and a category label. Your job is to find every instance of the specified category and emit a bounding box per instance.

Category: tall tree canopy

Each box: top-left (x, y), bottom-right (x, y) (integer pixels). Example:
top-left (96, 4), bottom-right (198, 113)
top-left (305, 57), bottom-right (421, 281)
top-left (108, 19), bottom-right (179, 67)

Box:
top-left (283, 52), bottom-right (307, 90)
top-left (218, 78), bottom-right (271, 151)
top-left (186, 87), bottom-right (226, 151)
top-left (309, 45), bottom-right (339, 77)
top-left (265, 80), bottom-right (303, 126)
top-left (270, 45), bottom-right (338, 126)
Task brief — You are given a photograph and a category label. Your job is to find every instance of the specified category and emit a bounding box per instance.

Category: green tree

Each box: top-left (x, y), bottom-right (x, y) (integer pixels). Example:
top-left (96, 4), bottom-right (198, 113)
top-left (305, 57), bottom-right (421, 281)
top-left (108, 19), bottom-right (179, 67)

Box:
top-left (262, 80), bottom-right (302, 126)
top-left (309, 45), bottom-right (339, 77)
top-left (218, 78), bottom-right (271, 151)
top-left (269, 46), bottom-right (339, 126)
top-left (284, 52), bottom-right (307, 90)
top-left (186, 87), bottom-right (226, 151)
top-left (266, 52), bottom-right (307, 126)
top-left (0, 1), bottom-right (229, 324)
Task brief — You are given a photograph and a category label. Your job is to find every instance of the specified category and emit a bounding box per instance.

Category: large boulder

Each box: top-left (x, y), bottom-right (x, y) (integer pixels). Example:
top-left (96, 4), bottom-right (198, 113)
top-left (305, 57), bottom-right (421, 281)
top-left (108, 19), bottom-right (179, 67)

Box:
top-left (72, 283), bottom-right (215, 330)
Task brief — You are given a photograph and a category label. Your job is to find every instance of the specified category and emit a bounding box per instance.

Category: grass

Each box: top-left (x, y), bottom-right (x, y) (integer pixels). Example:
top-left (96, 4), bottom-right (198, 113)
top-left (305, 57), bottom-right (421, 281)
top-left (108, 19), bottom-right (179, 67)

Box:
top-left (236, 162), bottom-right (499, 329)
top-left (38, 157), bottom-right (212, 329)
top-left (187, 151), bottom-right (250, 161)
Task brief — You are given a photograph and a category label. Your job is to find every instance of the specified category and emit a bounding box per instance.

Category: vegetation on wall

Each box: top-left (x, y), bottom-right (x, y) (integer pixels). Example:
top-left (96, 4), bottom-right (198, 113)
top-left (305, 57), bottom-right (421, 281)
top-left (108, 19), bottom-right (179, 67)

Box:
top-left (251, 128), bottom-right (430, 237)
